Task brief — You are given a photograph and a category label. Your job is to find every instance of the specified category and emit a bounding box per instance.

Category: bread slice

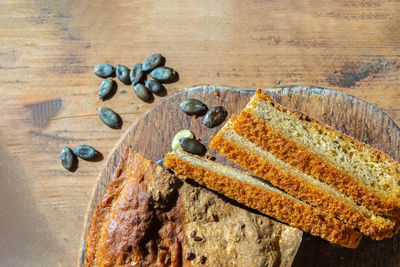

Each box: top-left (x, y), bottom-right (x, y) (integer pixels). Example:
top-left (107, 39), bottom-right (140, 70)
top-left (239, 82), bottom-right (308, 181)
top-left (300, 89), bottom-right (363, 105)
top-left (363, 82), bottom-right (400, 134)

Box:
top-left (85, 147), bottom-right (303, 266)
top-left (209, 116), bottom-right (395, 240)
top-left (164, 150), bottom-right (362, 248)
top-left (229, 89), bottom-right (400, 222)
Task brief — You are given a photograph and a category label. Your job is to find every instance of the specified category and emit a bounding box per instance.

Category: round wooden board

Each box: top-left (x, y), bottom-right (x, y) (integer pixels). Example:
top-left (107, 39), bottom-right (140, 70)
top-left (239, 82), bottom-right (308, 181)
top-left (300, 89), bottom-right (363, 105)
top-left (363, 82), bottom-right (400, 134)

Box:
top-left (79, 85), bottom-right (400, 266)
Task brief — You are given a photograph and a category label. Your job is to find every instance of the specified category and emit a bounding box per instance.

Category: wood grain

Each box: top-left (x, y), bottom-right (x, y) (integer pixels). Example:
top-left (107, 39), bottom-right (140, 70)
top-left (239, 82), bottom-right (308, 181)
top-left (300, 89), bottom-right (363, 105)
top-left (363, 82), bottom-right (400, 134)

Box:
top-left (80, 85), bottom-right (400, 266)
top-left (1, 0), bottom-right (400, 265)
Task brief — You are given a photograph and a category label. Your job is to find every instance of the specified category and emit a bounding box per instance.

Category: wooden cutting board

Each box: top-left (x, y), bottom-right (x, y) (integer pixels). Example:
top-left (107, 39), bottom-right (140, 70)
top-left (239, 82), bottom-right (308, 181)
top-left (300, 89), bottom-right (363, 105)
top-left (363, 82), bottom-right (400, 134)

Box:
top-left (79, 85), bottom-right (400, 266)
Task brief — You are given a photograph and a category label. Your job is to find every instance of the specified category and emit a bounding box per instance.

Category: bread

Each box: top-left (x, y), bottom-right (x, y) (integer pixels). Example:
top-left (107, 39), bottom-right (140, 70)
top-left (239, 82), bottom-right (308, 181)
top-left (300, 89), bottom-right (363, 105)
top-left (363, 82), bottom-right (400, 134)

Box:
top-left (209, 116), bottom-right (395, 240)
top-left (230, 89), bottom-right (400, 222)
top-left (164, 150), bottom-right (362, 248)
top-left (84, 147), bottom-right (303, 266)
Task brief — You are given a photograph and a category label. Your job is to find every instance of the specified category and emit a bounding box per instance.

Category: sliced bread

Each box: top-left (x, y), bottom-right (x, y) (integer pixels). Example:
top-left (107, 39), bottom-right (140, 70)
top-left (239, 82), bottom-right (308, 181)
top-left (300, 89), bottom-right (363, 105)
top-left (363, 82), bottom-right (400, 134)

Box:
top-left (165, 150), bottom-right (362, 248)
top-left (209, 115), bottom-right (395, 240)
top-left (230, 89), bottom-right (400, 221)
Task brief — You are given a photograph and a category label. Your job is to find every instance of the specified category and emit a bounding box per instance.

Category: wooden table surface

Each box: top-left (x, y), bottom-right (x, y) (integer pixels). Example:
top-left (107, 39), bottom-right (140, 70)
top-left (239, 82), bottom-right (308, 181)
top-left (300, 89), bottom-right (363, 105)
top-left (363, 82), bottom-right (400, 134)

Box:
top-left (1, 0), bottom-right (399, 266)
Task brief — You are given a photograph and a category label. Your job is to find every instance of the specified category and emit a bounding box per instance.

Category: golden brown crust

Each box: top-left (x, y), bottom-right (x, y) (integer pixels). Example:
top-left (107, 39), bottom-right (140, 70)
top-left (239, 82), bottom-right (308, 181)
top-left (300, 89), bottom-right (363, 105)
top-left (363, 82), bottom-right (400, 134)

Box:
top-left (232, 90), bottom-right (400, 222)
top-left (84, 147), bottom-right (303, 266)
top-left (209, 120), bottom-right (395, 240)
top-left (164, 152), bottom-right (362, 249)
top-left (256, 89), bottom-right (400, 178)
top-left (84, 147), bottom-right (186, 266)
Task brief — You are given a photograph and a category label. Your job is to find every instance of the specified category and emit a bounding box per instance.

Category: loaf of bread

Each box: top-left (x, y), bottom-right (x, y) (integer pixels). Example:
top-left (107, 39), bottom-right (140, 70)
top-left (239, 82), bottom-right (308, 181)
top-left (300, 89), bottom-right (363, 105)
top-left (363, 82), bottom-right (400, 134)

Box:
top-left (165, 150), bottom-right (362, 248)
top-left (230, 89), bottom-right (400, 222)
top-left (210, 115), bottom-right (396, 240)
top-left (84, 147), bottom-right (303, 266)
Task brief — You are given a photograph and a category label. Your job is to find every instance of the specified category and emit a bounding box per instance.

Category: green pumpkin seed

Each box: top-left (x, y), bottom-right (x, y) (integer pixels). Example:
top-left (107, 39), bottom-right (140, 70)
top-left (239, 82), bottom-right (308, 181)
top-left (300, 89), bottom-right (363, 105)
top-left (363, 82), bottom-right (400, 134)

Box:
top-left (203, 106), bottom-right (227, 128)
top-left (134, 83), bottom-right (151, 102)
top-left (179, 138), bottom-right (206, 156)
top-left (99, 77), bottom-right (115, 100)
top-left (142, 54), bottom-right (162, 71)
top-left (171, 130), bottom-right (194, 151)
top-left (94, 64), bottom-right (115, 78)
top-left (179, 99), bottom-right (208, 116)
top-left (116, 64), bottom-right (131, 85)
top-left (156, 158), bottom-right (172, 172)
top-left (98, 107), bottom-right (122, 129)
top-left (149, 67), bottom-right (175, 81)
top-left (60, 146), bottom-right (76, 171)
top-left (130, 63), bottom-right (143, 85)
top-left (73, 145), bottom-right (96, 160)
top-left (145, 80), bottom-right (164, 94)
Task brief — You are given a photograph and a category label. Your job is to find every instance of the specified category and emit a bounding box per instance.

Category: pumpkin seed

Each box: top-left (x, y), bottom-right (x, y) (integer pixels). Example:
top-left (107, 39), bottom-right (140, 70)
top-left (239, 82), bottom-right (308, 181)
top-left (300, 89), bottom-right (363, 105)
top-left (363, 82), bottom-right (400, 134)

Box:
top-left (203, 106), bottom-right (227, 128)
top-left (116, 64), bottom-right (131, 85)
top-left (73, 145), bottom-right (96, 160)
top-left (142, 54), bottom-right (162, 71)
top-left (145, 80), bottom-right (164, 94)
top-left (134, 83), bottom-right (151, 102)
top-left (94, 64), bottom-right (115, 78)
top-left (60, 146), bottom-right (76, 171)
top-left (156, 158), bottom-right (171, 172)
top-left (179, 138), bottom-right (206, 156)
top-left (99, 77), bottom-right (115, 100)
top-left (130, 63), bottom-right (143, 85)
top-left (156, 158), bottom-right (165, 166)
top-left (171, 130), bottom-right (194, 151)
top-left (98, 107), bottom-right (122, 129)
top-left (179, 99), bottom-right (208, 116)
top-left (149, 67), bottom-right (175, 81)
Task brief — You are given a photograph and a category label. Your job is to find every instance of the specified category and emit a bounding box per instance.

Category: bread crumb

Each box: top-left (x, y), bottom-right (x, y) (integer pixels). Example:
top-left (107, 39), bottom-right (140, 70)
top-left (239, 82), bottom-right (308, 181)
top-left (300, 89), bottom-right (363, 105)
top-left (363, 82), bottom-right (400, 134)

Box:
top-left (205, 153), bottom-right (215, 161)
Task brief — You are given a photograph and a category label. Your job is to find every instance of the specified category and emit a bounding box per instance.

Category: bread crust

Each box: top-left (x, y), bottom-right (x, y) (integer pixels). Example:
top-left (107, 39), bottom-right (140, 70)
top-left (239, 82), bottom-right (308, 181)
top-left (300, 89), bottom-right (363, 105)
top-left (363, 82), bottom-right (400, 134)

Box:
top-left (256, 89), bottom-right (400, 179)
top-left (233, 89), bottom-right (400, 221)
top-left (84, 147), bottom-right (187, 266)
top-left (165, 152), bottom-right (362, 249)
top-left (209, 119), bottom-right (395, 240)
top-left (84, 147), bottom-right (303, 266)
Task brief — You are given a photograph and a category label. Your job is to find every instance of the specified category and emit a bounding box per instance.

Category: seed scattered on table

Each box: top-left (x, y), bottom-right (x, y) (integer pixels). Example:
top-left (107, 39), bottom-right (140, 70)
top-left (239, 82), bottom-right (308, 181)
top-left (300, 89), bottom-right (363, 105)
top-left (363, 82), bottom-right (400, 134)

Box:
top-left (99, 77), bottom-right (115, 100)
top-left (60, 146), bottom-right (76, 171)
top-left (98, 107), bottom-right (122, 129)
top-left (145, 80), bottom-right (164, 94)
top-left (73, 145), bottom-right (97, 160)
top-left (116, 64), bottom-right (131, 85)
top-left (94, 64), bottom-right (115, 78)
top-left (130, 63), bottom-right (143, 85)
top-left (134, 83), bottom-right (151, 102)
top-left (149, 67), bottom-right (175, 81)
top-left (142, 53), bottom-right (163, 72)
